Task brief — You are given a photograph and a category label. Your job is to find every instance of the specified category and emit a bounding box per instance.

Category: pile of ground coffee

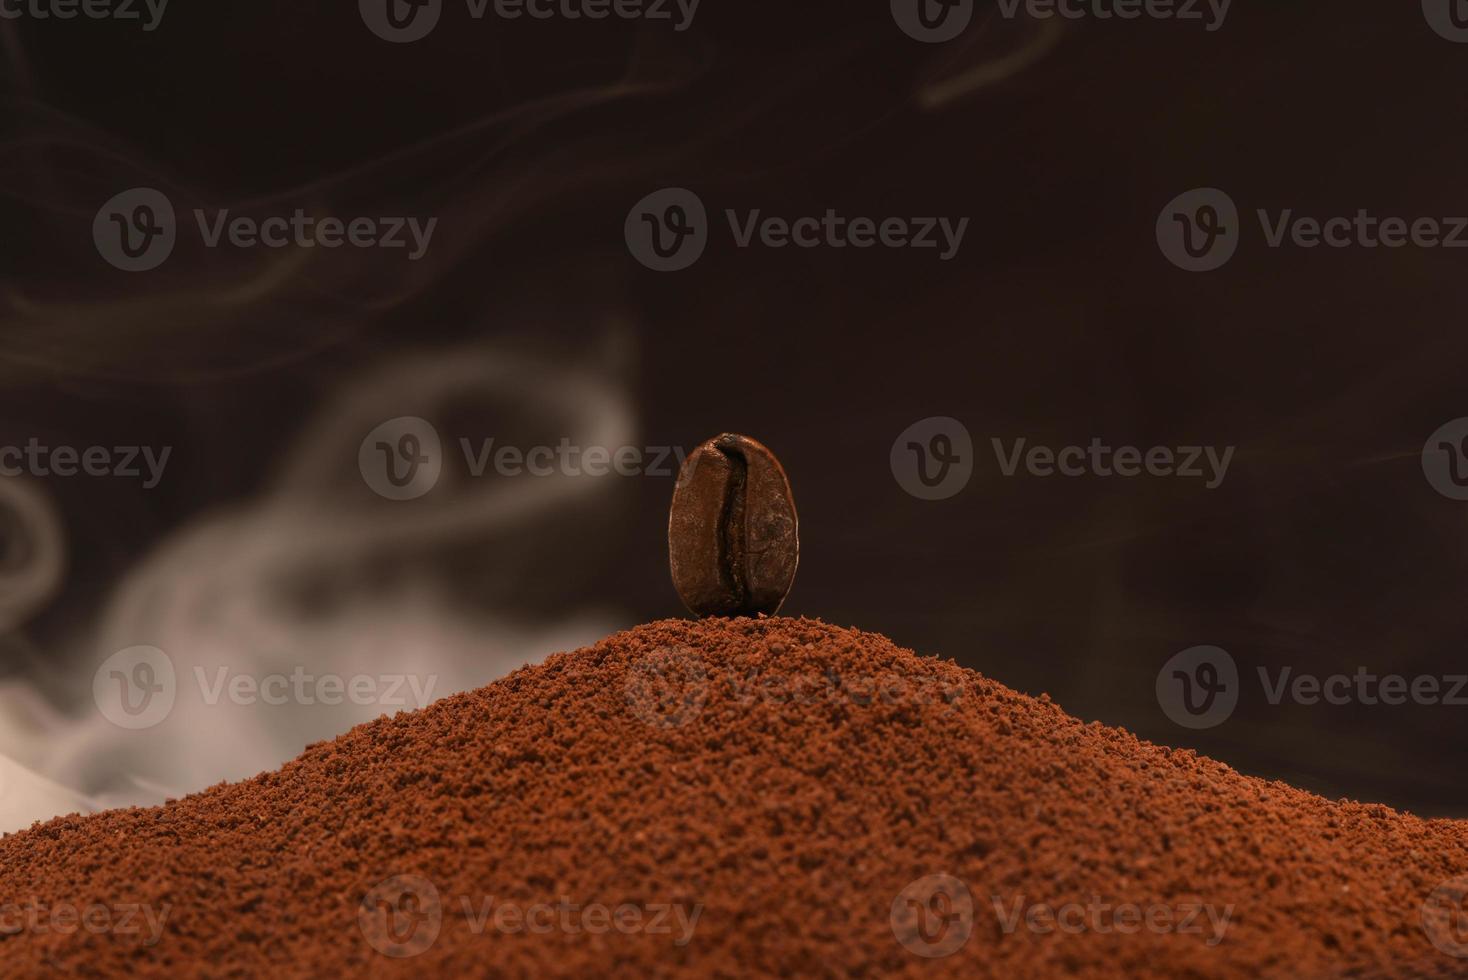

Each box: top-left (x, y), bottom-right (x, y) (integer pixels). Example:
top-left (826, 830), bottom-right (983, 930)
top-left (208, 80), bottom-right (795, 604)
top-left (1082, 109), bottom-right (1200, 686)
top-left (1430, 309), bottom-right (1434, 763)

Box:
top-left (3, 617), bottom-right (1466, 976)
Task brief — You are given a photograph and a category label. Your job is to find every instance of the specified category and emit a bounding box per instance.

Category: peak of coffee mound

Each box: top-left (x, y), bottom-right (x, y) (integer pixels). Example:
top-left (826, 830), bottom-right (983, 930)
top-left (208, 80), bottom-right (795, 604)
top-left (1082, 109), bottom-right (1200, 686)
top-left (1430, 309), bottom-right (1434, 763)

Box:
top-left (4, 618), bottom-right (1467, 977)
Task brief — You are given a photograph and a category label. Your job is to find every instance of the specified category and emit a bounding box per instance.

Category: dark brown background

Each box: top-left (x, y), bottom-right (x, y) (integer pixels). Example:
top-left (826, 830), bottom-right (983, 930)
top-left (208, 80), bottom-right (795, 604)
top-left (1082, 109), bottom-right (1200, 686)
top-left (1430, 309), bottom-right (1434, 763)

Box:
top-left (3, 2), bottom-right (1466, 814)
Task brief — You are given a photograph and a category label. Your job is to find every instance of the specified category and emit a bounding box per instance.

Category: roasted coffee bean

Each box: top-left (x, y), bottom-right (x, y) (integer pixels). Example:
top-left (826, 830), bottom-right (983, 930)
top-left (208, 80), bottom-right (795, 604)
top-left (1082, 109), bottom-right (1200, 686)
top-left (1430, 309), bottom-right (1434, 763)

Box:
top-left (668, 433), bottom-right (799, 618)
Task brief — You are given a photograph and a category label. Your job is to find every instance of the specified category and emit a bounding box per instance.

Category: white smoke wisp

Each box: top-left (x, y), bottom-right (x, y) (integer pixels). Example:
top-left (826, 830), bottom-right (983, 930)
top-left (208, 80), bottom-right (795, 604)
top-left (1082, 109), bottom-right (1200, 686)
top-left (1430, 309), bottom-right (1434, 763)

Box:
top-left (0, 343), bottom-right (639, 827)
top-left (0, 478), bottom-right (66, 635)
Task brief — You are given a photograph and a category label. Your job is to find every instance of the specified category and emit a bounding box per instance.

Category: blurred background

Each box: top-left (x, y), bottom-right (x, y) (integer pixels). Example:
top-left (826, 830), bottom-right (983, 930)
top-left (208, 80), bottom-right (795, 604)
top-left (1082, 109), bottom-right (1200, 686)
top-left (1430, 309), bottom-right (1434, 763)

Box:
top-left (2, 1), bottom-right (1467, 829)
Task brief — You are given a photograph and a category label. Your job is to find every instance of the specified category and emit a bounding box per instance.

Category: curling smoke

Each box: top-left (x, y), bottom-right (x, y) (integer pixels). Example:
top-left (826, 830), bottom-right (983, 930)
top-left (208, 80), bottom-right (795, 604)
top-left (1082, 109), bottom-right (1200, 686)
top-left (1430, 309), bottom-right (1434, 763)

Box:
top-left (0, 343), bottom-right (636, 826)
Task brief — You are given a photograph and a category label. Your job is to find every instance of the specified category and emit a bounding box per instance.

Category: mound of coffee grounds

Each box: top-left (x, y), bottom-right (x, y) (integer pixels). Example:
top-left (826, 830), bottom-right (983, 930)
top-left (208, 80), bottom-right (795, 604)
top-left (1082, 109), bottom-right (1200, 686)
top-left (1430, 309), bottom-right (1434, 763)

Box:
top-left (3, 617), bottom-right (1467, 977)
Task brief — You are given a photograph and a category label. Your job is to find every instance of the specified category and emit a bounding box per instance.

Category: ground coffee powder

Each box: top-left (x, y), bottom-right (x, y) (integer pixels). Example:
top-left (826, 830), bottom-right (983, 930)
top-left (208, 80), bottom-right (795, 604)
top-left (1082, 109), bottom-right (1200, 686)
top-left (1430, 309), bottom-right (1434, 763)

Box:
top-left (3, 617), bottom-right (1467, 977)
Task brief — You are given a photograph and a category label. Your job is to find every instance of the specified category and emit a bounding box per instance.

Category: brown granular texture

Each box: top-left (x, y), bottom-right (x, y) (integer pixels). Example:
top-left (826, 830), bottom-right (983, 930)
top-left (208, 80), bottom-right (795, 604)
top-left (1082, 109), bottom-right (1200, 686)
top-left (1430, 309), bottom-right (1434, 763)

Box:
top-left (3, 617), bottom-right (1468, 978)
